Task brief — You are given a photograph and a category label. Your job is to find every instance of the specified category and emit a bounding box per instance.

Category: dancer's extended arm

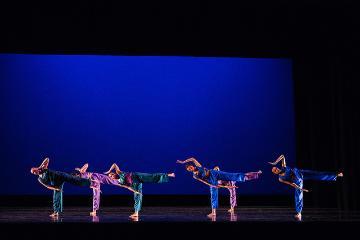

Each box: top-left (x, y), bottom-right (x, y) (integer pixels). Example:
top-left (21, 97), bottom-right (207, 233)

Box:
top-left (104, 163), bottom-right (121, 175)
top-left (176, 157), bottom-right (202, 167)
top-left (268, 155), bottom-right (286, 167)
top-left (37, 178), bottom-right (61, 191)
top-left (278, 178), bottom-right (309, 192)
top-left (193, 175), bottom-right (218, 188)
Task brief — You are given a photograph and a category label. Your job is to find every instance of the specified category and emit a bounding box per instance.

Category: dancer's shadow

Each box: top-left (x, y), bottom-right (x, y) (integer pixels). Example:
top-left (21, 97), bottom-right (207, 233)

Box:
top-left (230, 213), bottom-right (237, 222)
top-left (50, 216), bottom-right (62, 222)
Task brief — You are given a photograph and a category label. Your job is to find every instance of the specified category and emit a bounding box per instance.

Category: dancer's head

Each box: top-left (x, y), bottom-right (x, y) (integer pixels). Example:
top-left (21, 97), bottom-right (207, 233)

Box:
top-left (30, 167), bottom-right (41, 175)
top-left (213, 166), bottom-right (220, 171)
top-left (271, 167), bottom-right (282, 175)
top-left (185, 164), bottom-right (196, 172)
top-left (108, 172), bottom-right (120, 180)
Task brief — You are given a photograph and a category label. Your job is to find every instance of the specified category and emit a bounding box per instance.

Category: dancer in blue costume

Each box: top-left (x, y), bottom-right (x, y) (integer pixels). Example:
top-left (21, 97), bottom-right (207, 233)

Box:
top-left (269, 154), bottom-right (343, 221)
top-left (177, 157), bottom-right (261, 218)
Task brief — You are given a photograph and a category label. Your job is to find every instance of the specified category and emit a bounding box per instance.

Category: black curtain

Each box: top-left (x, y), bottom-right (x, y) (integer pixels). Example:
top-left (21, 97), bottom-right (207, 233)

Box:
top-left (294, 51), bottom-right (360, 210)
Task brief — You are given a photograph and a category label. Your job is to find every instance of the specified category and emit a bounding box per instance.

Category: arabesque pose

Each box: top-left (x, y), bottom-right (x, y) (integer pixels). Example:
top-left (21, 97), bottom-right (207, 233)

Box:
top-left (73, 163), bottom-right (142, 216)
top-left (105, 163), bottom-right (175, 219)
top-left (269, 154), bottom-right (343, 221)
top-left (30, 158), bottom-right (99, 218)
top-left (177, 157), bottom-right (262, 217)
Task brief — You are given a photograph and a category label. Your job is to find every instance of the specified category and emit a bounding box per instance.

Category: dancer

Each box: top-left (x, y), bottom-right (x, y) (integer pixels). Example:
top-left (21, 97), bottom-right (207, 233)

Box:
top-left (105, 163), bottom-right (175, 219)
top-left (213, 166), bottom-right (237, 213)
top-left (73, 163), bottom-right (142, 216)
top-left (269, 154), bottom-right (343, 221)
top-left (30, 158), bottom-right (99, 218)
top-left (176, 157), bottom-right (262, 217)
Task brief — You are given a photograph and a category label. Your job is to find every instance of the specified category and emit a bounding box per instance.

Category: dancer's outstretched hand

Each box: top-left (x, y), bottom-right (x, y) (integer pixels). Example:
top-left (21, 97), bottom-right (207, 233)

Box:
top-left (268, 162), bottom-right (276, 165)
top-left (302, 188), bottom-right (310, 192)
top-left (176, 160), bottom-right (184, 164)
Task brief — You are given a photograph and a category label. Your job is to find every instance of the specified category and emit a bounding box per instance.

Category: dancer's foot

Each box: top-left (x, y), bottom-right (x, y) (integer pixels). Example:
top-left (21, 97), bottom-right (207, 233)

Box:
top-left (168, 173), bottom-right (175, 178)
top-left (90, 211), bottom-right (97, 216)
top-left (228, 208), bottom-right (234, 213)
top-left (207, 213), bottom-right (216, 218)
top-left (40, 158), bottom-right (49, 169)
top-left (129, 216), bottom-right (139, 222)
top-left (337, 172), bottom-right (344, 177)
top-left (31, 158), bottom-right (50, 175)
top-left (49, 212), bottom-right (59, 218)
top-left (258, 170), bottom-right (262, 174)
top-left (209, 214), bottom-right (216, 222)
top-left (294, 213), bottom-right (302, 221)
top-left (129, 213), bottom-right (139, 219)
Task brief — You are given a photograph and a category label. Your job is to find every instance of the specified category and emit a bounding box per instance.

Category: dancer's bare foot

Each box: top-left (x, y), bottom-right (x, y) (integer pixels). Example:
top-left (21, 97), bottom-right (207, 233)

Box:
top-left (130, 216), bottom-right (139, 222)
top-left (209, 214), bottom-right (216, 222)
top-left (90, 211), bottom-right (97, 216)
top-left (168, 173), bottom-right (175, 178)
top-left (207, 209), bottom-right (216, 218)
top-left (337, 172), bottom-right (343, 177)
top-left (49, 212), bottom-right (59, 218)
top-left (228, 208), bottom-right (234, 213)
top-left (40, 158), bottom-right (49, 169)
top-left (294, 213), bottom-right (302, 221)
top-left (31, 158), bottom-right (50, 175)
top-left (129, 212), bottom-right (139, 219)
top-left (257, 170), bottom-right (262, 174)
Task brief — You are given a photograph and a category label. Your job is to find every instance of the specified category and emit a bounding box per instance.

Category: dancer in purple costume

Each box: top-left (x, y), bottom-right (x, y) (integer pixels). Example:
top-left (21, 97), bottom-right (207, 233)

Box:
top-left (74, 163), bottom-right (141, 216)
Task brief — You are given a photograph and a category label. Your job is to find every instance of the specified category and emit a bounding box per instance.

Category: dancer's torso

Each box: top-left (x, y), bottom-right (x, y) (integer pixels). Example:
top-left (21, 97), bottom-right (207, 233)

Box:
top-left (196, 167), bottom-right (211, 180)
top-left (279, 166), bottom-right (303, 184)
top-left (80, 172), bottom-right (120, 185)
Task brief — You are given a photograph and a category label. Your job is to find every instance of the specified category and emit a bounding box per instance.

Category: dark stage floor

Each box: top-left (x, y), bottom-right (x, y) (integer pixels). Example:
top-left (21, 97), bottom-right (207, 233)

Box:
top-left (1, 207), bottom-right (359, 240)
top-left (1, 206), bottom-right (359, 223)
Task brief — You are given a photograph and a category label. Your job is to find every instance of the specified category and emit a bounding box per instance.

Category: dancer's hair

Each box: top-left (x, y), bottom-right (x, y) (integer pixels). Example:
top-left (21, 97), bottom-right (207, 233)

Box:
top-left (272, 166), bottom-right (284, 175)
top-left (109, 172), bottom-right (120, 179)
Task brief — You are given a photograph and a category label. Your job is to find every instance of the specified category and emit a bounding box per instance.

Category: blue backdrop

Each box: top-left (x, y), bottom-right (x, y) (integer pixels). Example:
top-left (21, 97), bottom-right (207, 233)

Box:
top-left (0, 54), bottom-right (295, 195)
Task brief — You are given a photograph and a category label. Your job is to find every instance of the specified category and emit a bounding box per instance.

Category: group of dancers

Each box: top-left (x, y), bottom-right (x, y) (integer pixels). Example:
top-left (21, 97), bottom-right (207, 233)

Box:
top-left (30, 155), bottom-right (343, 221)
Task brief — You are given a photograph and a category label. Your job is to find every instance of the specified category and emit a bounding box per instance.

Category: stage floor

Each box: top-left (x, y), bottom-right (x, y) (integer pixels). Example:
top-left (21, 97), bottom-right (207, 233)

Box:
top-left (1, 206), bottom-right (359, 223)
